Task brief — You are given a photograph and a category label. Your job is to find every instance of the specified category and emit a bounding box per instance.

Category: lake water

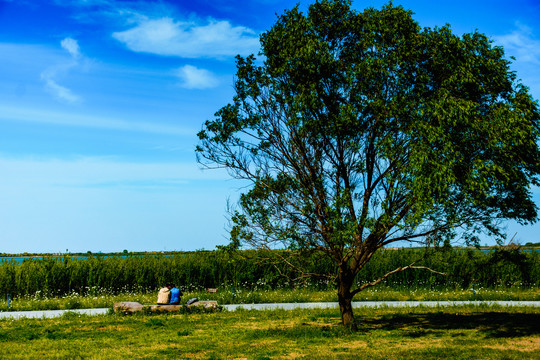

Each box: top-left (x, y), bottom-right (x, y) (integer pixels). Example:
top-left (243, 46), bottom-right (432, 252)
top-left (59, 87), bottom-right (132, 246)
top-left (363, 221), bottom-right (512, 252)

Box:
top-left (0, 255), bottom-right (131, 264)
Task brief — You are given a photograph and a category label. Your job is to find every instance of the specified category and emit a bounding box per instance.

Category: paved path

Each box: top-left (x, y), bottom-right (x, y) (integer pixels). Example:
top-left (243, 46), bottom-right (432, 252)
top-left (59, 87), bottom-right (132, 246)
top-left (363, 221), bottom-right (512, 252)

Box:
top-left (223, 300), bottom-right (540, 311)
top-left (0, 308), bottom-right (110, 320)
top-left (1, 301), bottom-right (538, 319)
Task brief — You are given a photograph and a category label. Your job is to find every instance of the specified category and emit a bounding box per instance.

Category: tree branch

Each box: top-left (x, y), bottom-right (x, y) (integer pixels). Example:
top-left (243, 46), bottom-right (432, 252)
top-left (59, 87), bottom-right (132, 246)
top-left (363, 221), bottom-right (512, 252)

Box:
top-left (350, 260), bottom-right (447, 297)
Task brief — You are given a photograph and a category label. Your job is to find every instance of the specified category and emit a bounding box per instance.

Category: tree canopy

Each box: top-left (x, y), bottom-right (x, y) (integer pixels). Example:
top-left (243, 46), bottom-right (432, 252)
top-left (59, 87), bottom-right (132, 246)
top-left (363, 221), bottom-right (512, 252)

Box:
top-left (196, 0), bottom-right (540, 327)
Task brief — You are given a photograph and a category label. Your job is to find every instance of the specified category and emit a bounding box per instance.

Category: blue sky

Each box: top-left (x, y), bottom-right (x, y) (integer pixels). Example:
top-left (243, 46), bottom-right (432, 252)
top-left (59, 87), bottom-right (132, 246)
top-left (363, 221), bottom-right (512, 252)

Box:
top-left (1, 0), bottom-right (539, 254)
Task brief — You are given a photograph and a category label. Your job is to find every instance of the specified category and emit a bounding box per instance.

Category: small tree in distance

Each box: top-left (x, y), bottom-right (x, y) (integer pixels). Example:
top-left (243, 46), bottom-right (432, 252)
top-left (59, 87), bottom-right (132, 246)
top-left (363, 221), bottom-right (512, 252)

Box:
top-left (196, 0), bottom-right (540, 328)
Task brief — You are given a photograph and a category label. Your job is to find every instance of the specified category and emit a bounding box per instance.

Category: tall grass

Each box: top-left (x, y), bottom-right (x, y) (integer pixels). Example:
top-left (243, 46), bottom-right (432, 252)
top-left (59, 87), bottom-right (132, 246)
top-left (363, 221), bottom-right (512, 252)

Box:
top-left (0, 247), bottom-right (538, 299)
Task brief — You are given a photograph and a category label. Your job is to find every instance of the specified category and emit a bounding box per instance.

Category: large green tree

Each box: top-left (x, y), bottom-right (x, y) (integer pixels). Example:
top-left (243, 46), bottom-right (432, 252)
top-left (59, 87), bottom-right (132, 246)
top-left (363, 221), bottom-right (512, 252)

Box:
top-left (196, 0), bottom-right (540, 327)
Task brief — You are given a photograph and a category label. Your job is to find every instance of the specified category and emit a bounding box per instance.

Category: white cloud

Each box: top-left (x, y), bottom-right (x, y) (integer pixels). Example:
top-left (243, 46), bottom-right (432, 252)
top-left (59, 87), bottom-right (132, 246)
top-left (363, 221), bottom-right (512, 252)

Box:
top-left (41, 75), bottom-right (81, 103)
top-left (41, 37), bottom-right (85, 103)
top-left (494, 22), bottom-right (540, 64)
top-left (60, 37), bottom-right (82, 59)
top-left (112, 17), bottom-right (260, 59)
top-left (176, 65), bottom-right (219, 89)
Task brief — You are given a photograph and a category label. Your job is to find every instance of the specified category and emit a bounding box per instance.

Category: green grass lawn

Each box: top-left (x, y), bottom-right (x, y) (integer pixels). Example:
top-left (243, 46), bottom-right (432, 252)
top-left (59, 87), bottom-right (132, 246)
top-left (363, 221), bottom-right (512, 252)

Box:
top-left (0, 305), bottom-right (538, 359)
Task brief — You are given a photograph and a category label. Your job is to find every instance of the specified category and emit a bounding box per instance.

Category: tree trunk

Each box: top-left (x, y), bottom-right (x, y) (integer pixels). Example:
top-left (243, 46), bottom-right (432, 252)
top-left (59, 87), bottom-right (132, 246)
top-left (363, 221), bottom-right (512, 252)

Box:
top-left (337, 269), bottom-right (357, 330)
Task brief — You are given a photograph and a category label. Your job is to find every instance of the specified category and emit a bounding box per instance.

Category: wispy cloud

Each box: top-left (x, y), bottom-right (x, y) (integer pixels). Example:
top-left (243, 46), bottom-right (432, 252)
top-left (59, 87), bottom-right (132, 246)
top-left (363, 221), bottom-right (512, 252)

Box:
top-left (0, 155), bottom-right (229, 190)
top-left (54, 0), bottom-right (168, 23)
top-left (112, 17), bottom-right (259, 59)
top-left (176, 65), bottom-right (219, 89)
top-left (0, 104), bottom-right (194, 136)
top-left (41, 37), bottom-right (84, 103)
top-left (40, 75), bottom-right (81, 103)
top-left (494, 22), bottom-right (540, 64)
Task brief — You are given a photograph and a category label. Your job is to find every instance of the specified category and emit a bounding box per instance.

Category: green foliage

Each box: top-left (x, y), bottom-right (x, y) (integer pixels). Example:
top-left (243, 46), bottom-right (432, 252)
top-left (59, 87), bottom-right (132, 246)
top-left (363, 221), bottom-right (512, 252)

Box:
top-left (196, 0), bottom-right (540, 326)
top-left (198, 0), bottom-right (540, 254)
top-left (0, 248), bottom-right (538, 300)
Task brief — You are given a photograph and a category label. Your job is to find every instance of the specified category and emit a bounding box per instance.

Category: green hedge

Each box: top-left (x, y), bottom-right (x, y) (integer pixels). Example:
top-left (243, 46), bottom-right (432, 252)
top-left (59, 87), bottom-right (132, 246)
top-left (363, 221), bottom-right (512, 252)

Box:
top-left (0, 247), bottom-right (538, 297)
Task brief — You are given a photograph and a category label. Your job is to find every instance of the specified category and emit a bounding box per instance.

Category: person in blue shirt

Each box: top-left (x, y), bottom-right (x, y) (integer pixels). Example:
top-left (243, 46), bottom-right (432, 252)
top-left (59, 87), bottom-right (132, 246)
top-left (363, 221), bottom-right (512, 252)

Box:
top-left (169, 284), bottom-right (182, 305)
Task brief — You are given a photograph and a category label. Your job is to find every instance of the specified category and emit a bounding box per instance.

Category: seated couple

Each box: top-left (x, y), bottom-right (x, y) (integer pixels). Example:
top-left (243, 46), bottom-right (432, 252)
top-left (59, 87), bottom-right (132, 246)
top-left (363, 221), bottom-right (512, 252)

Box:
top-left (157, 284), bottom-right (183, 305)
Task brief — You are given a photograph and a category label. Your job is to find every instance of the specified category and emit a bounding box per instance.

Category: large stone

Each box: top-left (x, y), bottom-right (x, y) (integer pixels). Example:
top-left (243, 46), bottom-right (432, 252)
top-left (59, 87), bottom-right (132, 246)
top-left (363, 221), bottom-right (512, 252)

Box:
top-left (113, 301), bottom-right (218, 313)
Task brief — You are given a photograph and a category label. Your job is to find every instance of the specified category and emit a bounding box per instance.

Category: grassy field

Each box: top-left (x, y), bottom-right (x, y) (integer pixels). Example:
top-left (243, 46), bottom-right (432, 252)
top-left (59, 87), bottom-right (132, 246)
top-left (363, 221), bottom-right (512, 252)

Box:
top-left (0, 305), bottom-right (538, 359)
top-left (1, 286), bottom-right (538, 312)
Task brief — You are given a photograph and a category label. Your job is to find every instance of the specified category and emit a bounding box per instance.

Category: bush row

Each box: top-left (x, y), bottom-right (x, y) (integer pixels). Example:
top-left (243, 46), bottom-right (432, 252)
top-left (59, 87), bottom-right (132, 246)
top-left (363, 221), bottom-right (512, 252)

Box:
top-left (0, 247), bottom-right (538, 297)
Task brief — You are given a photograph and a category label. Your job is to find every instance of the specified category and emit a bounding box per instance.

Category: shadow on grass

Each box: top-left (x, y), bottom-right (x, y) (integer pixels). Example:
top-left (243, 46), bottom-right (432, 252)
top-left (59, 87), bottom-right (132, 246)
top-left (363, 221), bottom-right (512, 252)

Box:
top-left (359, 312), bottom-right (540, 338)
top-left (244, 312), bottom-right (540, 340)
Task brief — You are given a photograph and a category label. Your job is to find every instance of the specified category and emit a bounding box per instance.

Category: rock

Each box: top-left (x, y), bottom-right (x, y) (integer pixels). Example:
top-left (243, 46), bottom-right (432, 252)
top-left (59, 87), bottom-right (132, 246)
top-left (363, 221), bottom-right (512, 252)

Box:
top-left (113, 301), bottom-right (219, 313)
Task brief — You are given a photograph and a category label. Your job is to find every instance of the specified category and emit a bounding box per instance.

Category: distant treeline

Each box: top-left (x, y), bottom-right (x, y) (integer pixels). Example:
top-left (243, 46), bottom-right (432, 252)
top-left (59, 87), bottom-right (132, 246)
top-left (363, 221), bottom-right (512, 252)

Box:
top-left (0, 247), bottom-right (538, 298)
